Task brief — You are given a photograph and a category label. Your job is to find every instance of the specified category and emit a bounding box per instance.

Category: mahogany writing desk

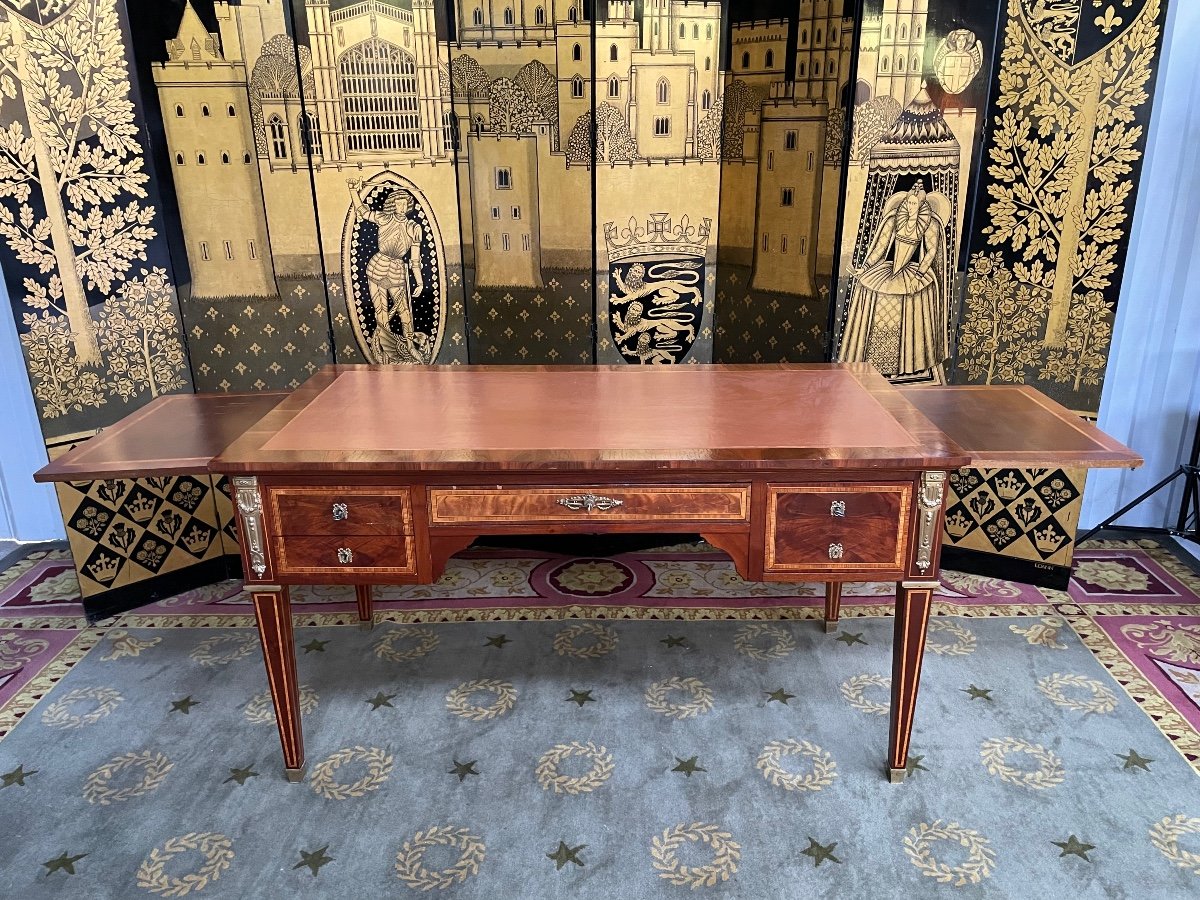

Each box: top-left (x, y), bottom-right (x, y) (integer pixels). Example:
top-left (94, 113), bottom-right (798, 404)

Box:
top-left (36, 365), bottom-right (1140, 783)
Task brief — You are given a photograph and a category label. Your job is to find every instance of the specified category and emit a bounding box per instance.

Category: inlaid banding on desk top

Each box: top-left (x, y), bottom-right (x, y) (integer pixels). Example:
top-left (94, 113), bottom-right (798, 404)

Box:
top-left (259, 368), bottom-right (919, 453)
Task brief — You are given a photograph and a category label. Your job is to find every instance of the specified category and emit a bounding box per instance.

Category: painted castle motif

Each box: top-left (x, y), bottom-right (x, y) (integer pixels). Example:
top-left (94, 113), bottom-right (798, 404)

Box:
top-left (152, 0), bottom-right (951, 362)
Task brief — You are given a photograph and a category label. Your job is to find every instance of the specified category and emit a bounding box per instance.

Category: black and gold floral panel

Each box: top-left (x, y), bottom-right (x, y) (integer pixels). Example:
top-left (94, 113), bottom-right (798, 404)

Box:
top-left (942, 0), bottom-right (1167, 587)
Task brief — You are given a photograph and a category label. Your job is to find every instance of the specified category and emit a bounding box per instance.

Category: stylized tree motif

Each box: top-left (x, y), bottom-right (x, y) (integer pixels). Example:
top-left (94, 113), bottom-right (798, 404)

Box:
top-left (0, 0), bottom-right (158, 367)
top-left (824, 107), bottom-right (846, 166)
top-left (566, 102), bottom-right (637, 165)
top-left (488, 78), bottom-right (540, 133)
top-left (851, 96), bottom-right (901, 162)
top-left (514, 59), bottom-right (558, 144)
top-left (249, 34), bottom-right (314, 155)
top-left (97, 267), bottom-right (187, 401)
top-left (695, 96), bottom-right (723, 160)
top-left (720, 80), bottom-right (760, 160)
top-left (956, 252), bottom-right (1049, 385)
top-left (1039, 290), bottom-right (1113, 391)
top-left (982, 0), bottom-right (1159, 347)
top-left (450, 54), bottom-right (490, 101)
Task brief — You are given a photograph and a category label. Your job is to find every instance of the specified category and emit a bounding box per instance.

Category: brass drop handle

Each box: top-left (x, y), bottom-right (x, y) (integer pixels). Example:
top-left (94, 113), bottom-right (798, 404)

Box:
top-left (332, 502), bottom-right (349, 521)
top-left (337, 547), bottom-right (353, 564)
top-left (557, 493), bottom-right (624, 512)
top-left (828, 543), bottom-right (844, 561)
top-left (830, 500), bottom-right (846, 518)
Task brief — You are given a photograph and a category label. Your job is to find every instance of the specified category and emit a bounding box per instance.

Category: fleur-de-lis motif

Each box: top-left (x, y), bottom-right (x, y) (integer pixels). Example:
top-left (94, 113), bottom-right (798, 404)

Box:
top-left (1095, 5), bottom-right (1123, 34)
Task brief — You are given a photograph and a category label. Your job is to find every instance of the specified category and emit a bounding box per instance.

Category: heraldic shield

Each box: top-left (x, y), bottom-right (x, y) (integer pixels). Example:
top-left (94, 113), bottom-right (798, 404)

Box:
top-left (343, 174), bottom-right (446, 365)
top-left (604, 213), bottom-right (711, 365)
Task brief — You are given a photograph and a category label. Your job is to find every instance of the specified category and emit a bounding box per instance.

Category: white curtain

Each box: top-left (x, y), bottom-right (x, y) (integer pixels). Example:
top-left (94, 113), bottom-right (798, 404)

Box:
top-left (1082, 0), bottom-right (1200, 530)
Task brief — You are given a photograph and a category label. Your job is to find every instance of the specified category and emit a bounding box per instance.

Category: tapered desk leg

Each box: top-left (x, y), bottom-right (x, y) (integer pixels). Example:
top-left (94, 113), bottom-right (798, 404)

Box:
top-left (355, 584), bottom-right (374, 630)
top-left (823, 582), bottom-right (842, 633)
top-left (251, 586), bottom-right (305, 782)
top-left (888, 581), bottom-right (935, 783)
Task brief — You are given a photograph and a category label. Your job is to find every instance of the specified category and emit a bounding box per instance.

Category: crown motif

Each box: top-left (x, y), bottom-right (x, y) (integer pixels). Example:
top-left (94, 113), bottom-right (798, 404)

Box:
top-left (182, 524), bottom-right (212, 555)
top-left (87, 553), bottom-right (121, 584)
top-left (994, 471), bottom-right (1025, 501)
top-left (604, 213), bottom-right (711, 264)
top-left (944, 508), bottom-right (973, 539)
top-left (1034, 523), bottom-right (1067, 555)
top-left (125, 494), bottom-right (157, 523)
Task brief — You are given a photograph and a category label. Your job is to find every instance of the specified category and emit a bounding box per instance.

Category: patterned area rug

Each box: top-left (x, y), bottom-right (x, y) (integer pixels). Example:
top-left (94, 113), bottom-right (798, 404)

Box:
top-left (1, 539), bottom-right (1199, 897)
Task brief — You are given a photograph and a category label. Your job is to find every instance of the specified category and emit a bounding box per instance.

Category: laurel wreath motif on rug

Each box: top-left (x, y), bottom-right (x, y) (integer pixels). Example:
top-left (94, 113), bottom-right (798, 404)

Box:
top-left (373, 625), bottom-right (440, 662)
top-left (903, 820), bottom-right (996, 886)
top-left (189, 633), bottom-right (258, 667)
top-left (135, 832), bottom-right (234, 897)
top-left (733, 623), bottom-right (796, 660)
top-left (84, 750), bottom-right (174, 805)
top-left (840, 674), bottom-right (891, 716)
top-left (394, 825), bottom-right (485, 890)
top-left (1149, 814), bottom-right (1200, 875)
top-left (445, 678), bottom-right (517, 721)
top-left (756, 739), bottom-right (838, 792)
top-left (243, 684), bottom-right (319, 724)
top-left (1037, 673), bottom-right (1118, 714)
top-left (309, 746), bottom-right (394, 800)
top-left (552, 623), bottom-right (618, 658)
top-left (979, 738), bottom-right (1065, 790)
top-left (645, 676), bottom-right (714, 719)
top-left (40, 686), bottom-right (123, 728)
top-left (535, 741), bottom-right (614, 794)
top-left (650, 823), bottom-right (741, 887)
top-left (925, 620), bottom-right (977, 656)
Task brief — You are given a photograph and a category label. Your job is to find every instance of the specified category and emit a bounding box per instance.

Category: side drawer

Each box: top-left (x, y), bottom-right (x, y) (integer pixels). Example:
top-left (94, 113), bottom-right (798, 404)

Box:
top-left (427, 484), bottom-right (751, 526)
top-left (764, 482), bottom-right (912, 575)
top-left (268, 486), bottom-right (413, 536)
top-left (274, 534), bottom-right (416, 576)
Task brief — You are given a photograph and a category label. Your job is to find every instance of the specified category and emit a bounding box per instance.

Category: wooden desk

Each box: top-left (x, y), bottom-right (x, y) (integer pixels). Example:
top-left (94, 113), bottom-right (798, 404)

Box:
top-left (37, 365), bottom-right (1140, 783)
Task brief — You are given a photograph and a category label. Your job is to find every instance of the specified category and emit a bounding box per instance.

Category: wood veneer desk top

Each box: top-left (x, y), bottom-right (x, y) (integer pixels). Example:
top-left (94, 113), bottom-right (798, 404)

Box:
top-left (212, 364), bottom-right (970, 472)
top-left (34, 392), bottom-right (287, 482)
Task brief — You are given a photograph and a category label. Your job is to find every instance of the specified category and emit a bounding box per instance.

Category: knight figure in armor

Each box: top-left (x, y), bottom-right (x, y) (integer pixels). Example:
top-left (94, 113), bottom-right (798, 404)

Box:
top-left (347, 179), bottom-right (430, 364)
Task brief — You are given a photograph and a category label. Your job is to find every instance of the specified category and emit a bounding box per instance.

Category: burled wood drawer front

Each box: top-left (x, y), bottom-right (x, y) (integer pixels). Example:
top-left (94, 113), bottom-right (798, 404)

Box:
top-left (268, 486), bottom-right (413, 536)
top-left (274, 534), bottom-right (416, 576)
top-left (764, 483), bottom-right (912, 574)
top-left (428, 485), bottom-right (751, 525)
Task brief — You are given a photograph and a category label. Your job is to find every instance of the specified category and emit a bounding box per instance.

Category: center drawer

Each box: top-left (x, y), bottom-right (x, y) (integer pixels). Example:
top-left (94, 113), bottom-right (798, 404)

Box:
top-left (268, 486), bottom-right (413, 536)
top-left (427, 484), bottom-right (750, 526)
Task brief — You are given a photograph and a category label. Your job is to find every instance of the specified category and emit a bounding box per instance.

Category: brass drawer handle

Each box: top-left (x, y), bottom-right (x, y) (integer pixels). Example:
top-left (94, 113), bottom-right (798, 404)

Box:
top-left (332, 502), bottom-right (349, 522)
top-left (830, 500), bottom-right (846, 518)
top-left (557, 493), bottom-right (624, 513)
top-left (337, 547), bottom-right (353, 564)
top-left (828, 543), bottom-right (844, 560)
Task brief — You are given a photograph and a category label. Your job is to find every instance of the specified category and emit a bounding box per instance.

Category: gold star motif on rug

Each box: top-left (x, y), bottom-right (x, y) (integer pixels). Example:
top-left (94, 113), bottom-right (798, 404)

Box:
top-left (224, 765), bottom-right (259, 785)
top-left (484, 634), bottom-right (511, 648)
top-left (42, 852), bottom-right (87, 875)
top-left (1052, 835), bottom-right (1096, 861)
top-left (1, 764), bottom-right (37, 788)
top-left (449, 759), bottom-right (479, 782)
top-left (835, 632), bottom-right (866, 646)
top-left (961, 684), bottom-right (993, 701)
top-left (1117, 749), bottom-right (1153, 771)
top-left (660, 635), bottom-right (688, 648)
top-left (301, 638), bottom-right (329, 653)
top-left (293, 845), bottom-right (333, 876)
top-left (170, 696), bottom-right (199, 714)
top-left (547, 841), bottom-right (586, 870)
top-left (566, 689), bottom-right (596, 707)
top-left (765, 688), bottom-right (795, 704)
top-left (366, 691), bottom-right (397, 710)
top-left (672, 756), bottom-right (706, 777)
top-left (800, 837), bottom-right (840, 866)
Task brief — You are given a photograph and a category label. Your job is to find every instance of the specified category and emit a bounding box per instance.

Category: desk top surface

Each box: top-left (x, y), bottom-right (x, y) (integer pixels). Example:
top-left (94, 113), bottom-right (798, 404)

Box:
top-left (35, 365), bottom-right (1141, 481)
